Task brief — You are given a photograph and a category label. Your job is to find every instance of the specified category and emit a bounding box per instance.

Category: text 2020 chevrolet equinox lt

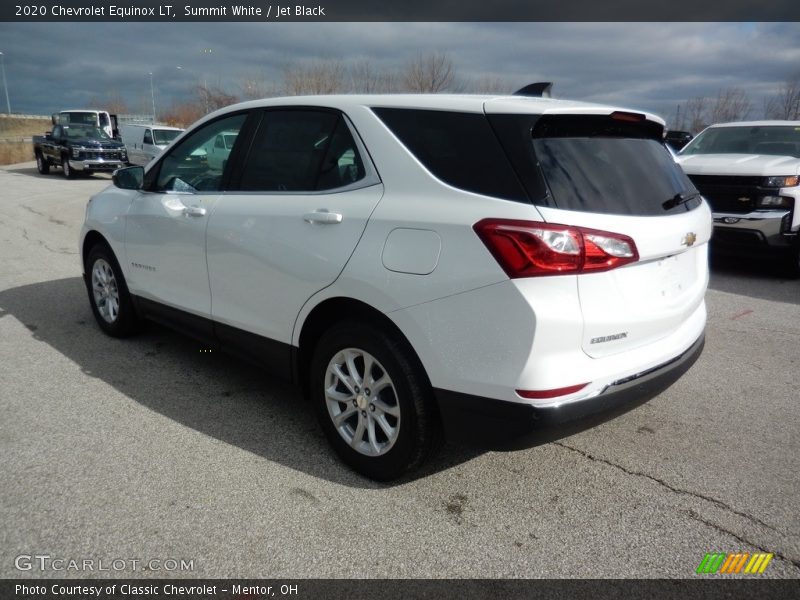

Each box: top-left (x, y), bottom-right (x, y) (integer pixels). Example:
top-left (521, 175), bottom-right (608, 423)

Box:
top-left (80, 92), bottom-right (711, 480)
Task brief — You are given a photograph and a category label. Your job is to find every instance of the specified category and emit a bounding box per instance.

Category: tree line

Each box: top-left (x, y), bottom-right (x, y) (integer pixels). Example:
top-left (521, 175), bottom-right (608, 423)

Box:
top-left (89, 53), bottom-right (800, 131)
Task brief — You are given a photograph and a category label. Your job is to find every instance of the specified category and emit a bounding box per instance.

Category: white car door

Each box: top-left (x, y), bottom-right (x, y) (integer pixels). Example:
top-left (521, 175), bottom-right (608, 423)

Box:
top-left (124, 112), bottom-right (250, 322)
top-left (206, 109), bottom-right (383, 355)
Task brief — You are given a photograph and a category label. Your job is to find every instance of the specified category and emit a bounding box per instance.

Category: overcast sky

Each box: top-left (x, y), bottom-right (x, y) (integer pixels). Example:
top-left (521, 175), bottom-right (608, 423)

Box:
top-left (0, 22), bottom-right (798, 125)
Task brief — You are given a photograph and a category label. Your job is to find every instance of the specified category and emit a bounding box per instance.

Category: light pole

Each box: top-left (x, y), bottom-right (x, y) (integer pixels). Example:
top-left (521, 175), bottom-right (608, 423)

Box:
top-left (0, 52), bottom-right (11, 114)
top-left (149, 72), bottom-right (156, 122)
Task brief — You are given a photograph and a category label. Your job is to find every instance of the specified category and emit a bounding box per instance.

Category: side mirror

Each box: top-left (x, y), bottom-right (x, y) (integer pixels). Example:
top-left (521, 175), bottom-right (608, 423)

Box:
top-left (113, 166), bottom-right (144, 190)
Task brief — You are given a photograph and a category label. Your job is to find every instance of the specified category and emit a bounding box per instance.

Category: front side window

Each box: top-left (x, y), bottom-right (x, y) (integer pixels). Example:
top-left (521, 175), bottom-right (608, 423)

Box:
top-left (153, 113), bottom-right (247, 193)
top-left (238, 110), bottom-right (365, 192)
top-left (143, 130), bottom-right (154, 145)
top-left (152, 129), bottom-right (181, 145)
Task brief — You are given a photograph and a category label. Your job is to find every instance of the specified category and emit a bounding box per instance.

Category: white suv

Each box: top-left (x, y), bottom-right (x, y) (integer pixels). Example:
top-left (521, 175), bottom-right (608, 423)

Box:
top-left (80, 93), bottom-right (711, 480)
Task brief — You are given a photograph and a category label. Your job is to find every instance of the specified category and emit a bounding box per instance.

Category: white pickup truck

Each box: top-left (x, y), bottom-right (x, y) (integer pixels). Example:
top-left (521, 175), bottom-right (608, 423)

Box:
top-left (676, 121), bottom-right (800, 276)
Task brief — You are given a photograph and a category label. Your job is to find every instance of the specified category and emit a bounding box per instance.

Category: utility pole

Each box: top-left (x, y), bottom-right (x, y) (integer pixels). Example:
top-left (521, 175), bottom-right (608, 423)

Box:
top-left (149, 72), bottom-right (156, 122)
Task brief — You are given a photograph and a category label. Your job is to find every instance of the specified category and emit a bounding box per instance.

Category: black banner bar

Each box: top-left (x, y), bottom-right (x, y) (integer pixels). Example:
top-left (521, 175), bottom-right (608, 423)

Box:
top-left (3, 579), bottom-right (800, 600)
top-left (1, 0), bottom-right (799, 22)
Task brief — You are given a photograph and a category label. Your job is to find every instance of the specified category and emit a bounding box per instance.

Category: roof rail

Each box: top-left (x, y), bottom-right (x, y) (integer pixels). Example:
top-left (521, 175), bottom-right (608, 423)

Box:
top-left (513, 82), bottom-right (553, 98)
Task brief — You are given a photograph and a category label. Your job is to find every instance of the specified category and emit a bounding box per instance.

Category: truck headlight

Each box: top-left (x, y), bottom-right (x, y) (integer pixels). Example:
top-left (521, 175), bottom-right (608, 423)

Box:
top-left (763, 176), bottom-right (799, 187)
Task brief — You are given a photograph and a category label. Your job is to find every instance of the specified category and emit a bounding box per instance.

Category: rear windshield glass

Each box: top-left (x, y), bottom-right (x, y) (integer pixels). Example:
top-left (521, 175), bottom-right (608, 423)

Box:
top-left (534, 137), bottom-right (698, 215)
top-left (491, 114), bottom-right (699, 216)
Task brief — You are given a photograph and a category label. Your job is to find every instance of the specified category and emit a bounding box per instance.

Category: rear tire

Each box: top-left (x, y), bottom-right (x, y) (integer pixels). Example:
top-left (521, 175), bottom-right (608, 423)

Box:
top-left (310, 321), bottom-right (441, 481)
top-left (84, 242), bottom-right (141, 337)
top-left (36, 152), bottom-right (50, 175)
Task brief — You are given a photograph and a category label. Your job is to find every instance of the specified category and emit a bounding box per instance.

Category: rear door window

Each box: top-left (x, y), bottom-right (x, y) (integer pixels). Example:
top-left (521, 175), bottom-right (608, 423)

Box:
top-left (237, 110), bottom-right (367, 192)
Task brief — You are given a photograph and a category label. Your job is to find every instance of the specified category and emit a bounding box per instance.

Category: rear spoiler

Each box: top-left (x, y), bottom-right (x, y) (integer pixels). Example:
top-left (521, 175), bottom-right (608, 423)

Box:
top-left (513, 82), bottom-right (553, 98)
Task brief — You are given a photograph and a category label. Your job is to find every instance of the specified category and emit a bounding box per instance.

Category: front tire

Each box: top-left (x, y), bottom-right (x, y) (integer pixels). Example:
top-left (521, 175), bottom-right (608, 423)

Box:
top-left (310, 321), bottom-right (441, 481)
top-left (36, 152), bottom-right (50, 174)
top-left (85, 243), bottom-right (141, 337)
top-left (62, 154), bottom-right (75, 179)
top-left (786, 243), bottom-right (800, 279)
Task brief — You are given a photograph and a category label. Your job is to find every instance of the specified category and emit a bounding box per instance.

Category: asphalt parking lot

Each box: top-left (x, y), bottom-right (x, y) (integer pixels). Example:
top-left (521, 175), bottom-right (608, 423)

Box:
top-left (1, 162), bottom-right (798, 579)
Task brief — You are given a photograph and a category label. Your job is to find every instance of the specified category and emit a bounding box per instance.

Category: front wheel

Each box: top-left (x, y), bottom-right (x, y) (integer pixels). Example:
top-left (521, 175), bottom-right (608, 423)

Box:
top-left (786, 243), bottom-right (800, 279)
top-left (85, 243), bottom-right (141, 337)
top-left (36, 153), bottom-right (50, 174)
top-left (310, 321), bottom-right (441, 481)
top-left (62, 154), bottom-right (75, 179)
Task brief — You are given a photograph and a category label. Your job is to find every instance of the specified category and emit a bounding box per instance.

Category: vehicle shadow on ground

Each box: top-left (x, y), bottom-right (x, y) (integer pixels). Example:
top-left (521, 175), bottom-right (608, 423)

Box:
top-left (1, 163), bottom-right (111, 180)
top-left (708, 251), bottom-right (800, 304)
top-left (0, 277), bottom-right (650, 488)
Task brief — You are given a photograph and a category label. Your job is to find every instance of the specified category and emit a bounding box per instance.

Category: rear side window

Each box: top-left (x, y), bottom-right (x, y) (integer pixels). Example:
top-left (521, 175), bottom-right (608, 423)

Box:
top-left (490, 113), bottom-right (699, 216)
top-left (372, 108), bottom-right (527, 202)
top-left (239, 110), bottom-right (366, 192)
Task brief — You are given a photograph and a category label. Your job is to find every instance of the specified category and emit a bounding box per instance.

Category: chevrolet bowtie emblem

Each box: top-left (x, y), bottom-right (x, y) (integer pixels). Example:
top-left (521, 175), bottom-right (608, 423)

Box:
top-left (683, 232), bottom-right (697, 246)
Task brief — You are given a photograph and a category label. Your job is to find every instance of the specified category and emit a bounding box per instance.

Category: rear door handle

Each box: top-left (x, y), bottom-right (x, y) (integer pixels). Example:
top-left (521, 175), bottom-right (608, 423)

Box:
top-left (183, 205), bottom-right (207, 217)
top-left (303, 209), bottom-right (342, 224)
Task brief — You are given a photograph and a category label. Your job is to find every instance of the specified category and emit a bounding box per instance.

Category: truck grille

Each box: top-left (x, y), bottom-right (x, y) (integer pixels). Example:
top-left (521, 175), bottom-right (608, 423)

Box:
top-left (687, 174), bottom-right (766, 214)
top-left (81, 149), bottom-right (123, 161)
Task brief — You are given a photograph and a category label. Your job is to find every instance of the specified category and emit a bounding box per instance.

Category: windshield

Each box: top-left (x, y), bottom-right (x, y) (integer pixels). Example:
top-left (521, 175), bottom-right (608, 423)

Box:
top-left (153, 129), bottom-right (182, 145)
top-left (64, 126), bottom-right (111, 140)
top-left (223, 133), bottom-right (238, 149)
top-left (61, 112), bottom-right (98, 126)
top-left (681, 125), bottom-right (800, 158)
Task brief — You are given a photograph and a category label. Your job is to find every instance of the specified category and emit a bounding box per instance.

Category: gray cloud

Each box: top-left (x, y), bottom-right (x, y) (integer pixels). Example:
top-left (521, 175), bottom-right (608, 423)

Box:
top-left (0, 22), bottom-right (798, 122)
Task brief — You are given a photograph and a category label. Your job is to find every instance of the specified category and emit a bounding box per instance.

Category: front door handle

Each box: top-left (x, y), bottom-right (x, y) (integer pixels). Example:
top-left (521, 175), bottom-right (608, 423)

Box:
top-left (303, 209), bottom-right (342, 224)
top-left (183, 205), bottom-right (207, 217)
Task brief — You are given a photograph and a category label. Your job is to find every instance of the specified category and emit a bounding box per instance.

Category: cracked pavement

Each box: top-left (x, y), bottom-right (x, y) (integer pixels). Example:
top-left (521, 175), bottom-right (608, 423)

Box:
top-left (1, 162), bottom-right (798, 578)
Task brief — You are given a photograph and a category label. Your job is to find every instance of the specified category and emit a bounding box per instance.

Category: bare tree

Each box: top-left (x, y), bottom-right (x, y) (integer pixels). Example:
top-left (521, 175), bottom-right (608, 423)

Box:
top-left (708, 87), bottom-right (751, 123)
top-left (238, 72), bottom-right (279, 100)
top-left (684, 96), bottom-right (709, 133)
top-left (195, 83), bottom-right (239, 113)
top-left (401, 52), bottom-right (455, 93)
top-left (764, 74), bottom-right (800, 120)
top-left (282, 60), bottom-right (346, 95)
top-left (349, 60), bottom-right (397, 93)
top-left (459, 74), bottom-right (513, 94)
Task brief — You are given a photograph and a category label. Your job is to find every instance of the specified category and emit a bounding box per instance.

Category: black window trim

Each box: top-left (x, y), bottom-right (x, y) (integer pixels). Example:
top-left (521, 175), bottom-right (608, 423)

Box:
top-left (225, 105), bottom-right (381, 196)
top-left (142, 108), bottom-right (259, 195)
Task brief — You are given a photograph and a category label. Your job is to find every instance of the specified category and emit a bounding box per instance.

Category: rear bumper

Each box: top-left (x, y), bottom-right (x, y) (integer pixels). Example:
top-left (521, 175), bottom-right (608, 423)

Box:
top-left (434, 333), bottom-right (705, 444)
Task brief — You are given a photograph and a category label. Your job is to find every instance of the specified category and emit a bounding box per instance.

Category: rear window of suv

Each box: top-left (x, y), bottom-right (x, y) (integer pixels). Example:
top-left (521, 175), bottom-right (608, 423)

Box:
top-left (371, 108), bottom-right (528, 202)
top-left (490, 113), bottom-right (701, 216)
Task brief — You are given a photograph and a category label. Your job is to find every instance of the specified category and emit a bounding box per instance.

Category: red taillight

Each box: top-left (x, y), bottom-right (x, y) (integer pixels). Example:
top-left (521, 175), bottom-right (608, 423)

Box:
top-left (473, 219), bottom-right (639, 277)
top-left (517, 383), bottom-right (590, 399)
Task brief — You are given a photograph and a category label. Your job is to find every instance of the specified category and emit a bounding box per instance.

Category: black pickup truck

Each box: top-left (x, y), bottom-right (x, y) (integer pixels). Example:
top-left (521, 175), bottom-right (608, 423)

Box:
top-left (33, 123), bottom-right (128, 178)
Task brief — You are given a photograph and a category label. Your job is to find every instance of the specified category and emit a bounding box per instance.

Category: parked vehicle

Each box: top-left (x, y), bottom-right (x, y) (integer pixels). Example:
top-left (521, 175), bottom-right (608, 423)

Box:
top-left (202, 130), bottom-right (238, 171)
top-left (34, 122), bottom-right (128, 178)
top-left (665, 130), bottom-right (693, 151)
top-left (677, 121), bottom-right (800, 275)
top-left (80, 92), bottom-right (710, 479)
top-left (55, 109), bottom-right (118, 139)
top-left (121, 124), bottom-right (184, 166)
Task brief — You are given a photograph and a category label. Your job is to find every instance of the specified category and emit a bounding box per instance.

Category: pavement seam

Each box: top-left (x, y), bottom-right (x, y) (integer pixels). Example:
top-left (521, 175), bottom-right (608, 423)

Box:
top-left (552, 441), bottom-right (800, 572)
top-left (683, 508), bottom-right (800, 572)
top-left (551, 441), bottom-right (780, 533)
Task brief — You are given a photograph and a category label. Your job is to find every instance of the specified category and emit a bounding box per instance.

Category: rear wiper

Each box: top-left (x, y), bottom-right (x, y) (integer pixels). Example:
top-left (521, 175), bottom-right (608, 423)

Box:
top-left (662, 191), bottom-right (701, 211)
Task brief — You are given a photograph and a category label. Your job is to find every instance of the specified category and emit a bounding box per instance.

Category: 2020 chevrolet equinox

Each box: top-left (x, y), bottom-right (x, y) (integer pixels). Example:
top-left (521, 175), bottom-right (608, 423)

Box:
top-left (80, 92), bottom-right (711, 480)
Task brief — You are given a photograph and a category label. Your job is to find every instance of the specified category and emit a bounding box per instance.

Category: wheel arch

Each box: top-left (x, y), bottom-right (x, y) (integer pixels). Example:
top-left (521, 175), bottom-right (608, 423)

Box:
top-left (82, 230), bottom-right (113, 270)
top-left (296, 297), bottom-right (435, 404)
